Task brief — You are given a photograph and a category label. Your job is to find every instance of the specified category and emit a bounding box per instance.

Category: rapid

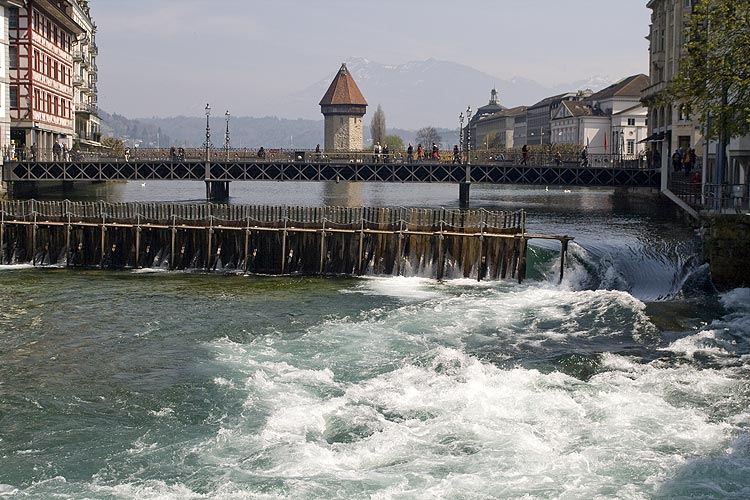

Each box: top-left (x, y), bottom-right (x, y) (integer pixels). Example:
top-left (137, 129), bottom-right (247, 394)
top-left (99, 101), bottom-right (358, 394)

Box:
top-left (0, 182), bottom-right (748, 499)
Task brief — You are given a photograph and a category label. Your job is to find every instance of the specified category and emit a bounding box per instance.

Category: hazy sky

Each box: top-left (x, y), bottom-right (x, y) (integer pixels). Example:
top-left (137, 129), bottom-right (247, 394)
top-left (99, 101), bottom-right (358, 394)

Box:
top-left (93, 0), bottom-right (651, 119)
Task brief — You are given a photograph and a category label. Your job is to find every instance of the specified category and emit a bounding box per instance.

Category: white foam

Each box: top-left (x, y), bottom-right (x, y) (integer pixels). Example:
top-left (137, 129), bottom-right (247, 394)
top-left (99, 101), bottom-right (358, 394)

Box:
top-left (192, 340), bottom-right (745, 498)
top-left (0, 264), bottom-right (34, 271)
top-left (721, 288), bottom-right (750, 313)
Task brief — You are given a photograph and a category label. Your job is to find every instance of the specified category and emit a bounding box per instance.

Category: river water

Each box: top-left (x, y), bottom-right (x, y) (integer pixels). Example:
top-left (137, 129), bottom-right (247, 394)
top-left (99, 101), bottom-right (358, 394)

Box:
top-left (1, 182), bottom-right (749, 499)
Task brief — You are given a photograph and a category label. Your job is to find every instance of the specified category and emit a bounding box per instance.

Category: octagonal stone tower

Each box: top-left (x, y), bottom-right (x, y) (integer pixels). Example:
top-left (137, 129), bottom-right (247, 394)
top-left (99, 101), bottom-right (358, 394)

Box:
top-left (320, 63), bottom-right (368, 152)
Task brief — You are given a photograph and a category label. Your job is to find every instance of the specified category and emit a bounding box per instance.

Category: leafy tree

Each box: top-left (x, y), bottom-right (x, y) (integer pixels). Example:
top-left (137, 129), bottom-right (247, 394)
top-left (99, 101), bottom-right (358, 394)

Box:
top-left (415, 126), bottom-right (442, 148)
top-left (663, 0), bottom-right (750, 141)
top-left (101, 137), bottom-right (125, 158)
top-left (370, 105), bottom-right (386, 146)
top-left (384, 134), bottom-right (404, 152)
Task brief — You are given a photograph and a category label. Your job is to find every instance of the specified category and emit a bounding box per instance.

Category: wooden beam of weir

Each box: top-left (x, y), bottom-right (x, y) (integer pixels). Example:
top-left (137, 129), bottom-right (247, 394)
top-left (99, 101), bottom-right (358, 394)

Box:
top-left (559, 238), bottom-right (569, 284)
top-left (135, 226), bottom-right (141, 269)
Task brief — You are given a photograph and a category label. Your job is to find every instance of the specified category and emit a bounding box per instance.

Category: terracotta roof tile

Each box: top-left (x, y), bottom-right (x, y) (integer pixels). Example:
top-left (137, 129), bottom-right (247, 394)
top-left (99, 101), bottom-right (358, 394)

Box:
top-left (319, 64), bottom-right (368, 106)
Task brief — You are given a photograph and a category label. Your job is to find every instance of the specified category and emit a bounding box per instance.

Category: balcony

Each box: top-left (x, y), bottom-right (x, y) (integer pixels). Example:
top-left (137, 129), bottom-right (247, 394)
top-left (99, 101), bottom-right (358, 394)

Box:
top-left (90, 44), bottom-right (98, 55)
top-left (73, 50), bottom-right (83, 62)
top-left (72, 76), bottom-right (84, 87)
top-left (641, 81), bottom-right (667, 99)
top-left (75, 102), bottom-right (98, 115)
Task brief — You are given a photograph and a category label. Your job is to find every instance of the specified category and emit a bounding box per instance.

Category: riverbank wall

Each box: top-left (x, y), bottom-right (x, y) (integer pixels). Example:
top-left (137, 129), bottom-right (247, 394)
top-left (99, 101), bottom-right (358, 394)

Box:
top-left (703, 214), bottom-right (750, 290)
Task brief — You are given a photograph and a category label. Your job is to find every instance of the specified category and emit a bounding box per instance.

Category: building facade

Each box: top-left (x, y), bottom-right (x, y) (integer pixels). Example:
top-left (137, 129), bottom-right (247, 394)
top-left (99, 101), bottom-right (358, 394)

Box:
top-left (69, 0), bottom-right (99, 150)
top-left (642, 0), bottom-right (703, 171)
top-left (526, 92), bottom-right (581, 146)
top-left (0, 1), bottom-right (23, 159)
top-left (8, 0), bottom-right (82, 160)
top-left (320, 63), bottom-right (367, 152)
top-left (551, 75), bottom-right (649, 156)
top-left (474, 105), bottom-right (526, 150)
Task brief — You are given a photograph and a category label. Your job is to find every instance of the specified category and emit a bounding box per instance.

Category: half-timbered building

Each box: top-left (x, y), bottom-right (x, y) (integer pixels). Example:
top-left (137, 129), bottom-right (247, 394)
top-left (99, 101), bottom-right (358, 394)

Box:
top-left (8, 0), bottom-right (82, 160)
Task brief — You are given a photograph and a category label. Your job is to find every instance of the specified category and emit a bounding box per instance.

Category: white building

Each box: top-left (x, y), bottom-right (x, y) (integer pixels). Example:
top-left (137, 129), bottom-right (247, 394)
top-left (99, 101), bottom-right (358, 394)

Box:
top-left (551, 74), bottom-right (649, 157)
top-left (0, 1), bottom-right (23, 158)
top-left (68, 0), bottom-right (99, 150)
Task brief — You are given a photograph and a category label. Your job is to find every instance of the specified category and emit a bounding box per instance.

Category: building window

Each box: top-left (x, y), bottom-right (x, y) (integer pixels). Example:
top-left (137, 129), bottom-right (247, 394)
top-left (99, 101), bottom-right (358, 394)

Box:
top-left (627, 140), bottom-right (635, 155)
top-left (627, 118), bottom-right (636, 126)
top-left (10, 86), bottom-right (18, 109)
top-left (9, 7), bottom-right (19, 29)
top-left (9, 46), bottom-right (18, 69)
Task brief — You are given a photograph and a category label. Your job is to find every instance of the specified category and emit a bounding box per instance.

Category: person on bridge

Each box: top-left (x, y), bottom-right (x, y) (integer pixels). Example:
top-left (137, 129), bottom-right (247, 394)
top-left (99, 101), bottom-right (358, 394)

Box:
top-left (257, 147), bottom-right (266, 159)
top-left (554, 151), bottom-right (562, 166)
top-left (417, 144), bottom-right (424, 162)
top-left (382, 144), bottom-right (389, 164)
top-left (53, 142), bottom-right (61, 161)
top-left (315, 144), bottom-right (321, 160)
top-left (672, 149), bottom-right (682, 173)
top-left (521, 144), bottom-right (529, 165)
top-left (580, 146), bottom-right (589, 167)
top-left (453, 145), bottom-right (460, 164)
top-left (431, 143), bottom-right (439, 160)
top-left (407, 143), bottom-right (414, 163)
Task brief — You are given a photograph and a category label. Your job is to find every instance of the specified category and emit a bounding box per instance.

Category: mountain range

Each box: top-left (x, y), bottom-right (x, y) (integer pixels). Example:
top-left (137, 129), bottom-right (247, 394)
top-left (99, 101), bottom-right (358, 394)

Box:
top-left (279, 58), bottom-right (613, 129)
top-left (102, 58), bottom-right (618, 149)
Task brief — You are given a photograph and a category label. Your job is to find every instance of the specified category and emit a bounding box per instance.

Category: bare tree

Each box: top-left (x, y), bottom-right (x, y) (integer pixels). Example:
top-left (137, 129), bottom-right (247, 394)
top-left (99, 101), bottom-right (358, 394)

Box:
top-left (370, 105), bottom-right (386, 147)
top-left (415, 126), bottom-right (442, 147)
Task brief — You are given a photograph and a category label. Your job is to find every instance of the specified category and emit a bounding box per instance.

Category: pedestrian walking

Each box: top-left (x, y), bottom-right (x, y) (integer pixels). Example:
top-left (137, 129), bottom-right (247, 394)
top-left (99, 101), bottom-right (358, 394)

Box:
top-left (521, 144), bottom-right (529, 165)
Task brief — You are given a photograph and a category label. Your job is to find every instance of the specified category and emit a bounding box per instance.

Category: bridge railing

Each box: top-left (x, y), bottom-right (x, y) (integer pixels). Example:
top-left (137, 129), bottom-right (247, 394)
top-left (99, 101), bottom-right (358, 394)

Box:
top-left (4, 147), bottom-right (654, 169)
top-left (0, 200), bottom-right (526, 233)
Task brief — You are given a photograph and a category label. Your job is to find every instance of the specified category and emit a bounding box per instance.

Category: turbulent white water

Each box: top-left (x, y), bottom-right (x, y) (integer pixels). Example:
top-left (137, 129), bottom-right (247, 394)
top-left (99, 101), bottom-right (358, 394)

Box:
top-left (2, 186), bottom-right (748, 499)
top-left (5, 279), bottom-right (740, 499)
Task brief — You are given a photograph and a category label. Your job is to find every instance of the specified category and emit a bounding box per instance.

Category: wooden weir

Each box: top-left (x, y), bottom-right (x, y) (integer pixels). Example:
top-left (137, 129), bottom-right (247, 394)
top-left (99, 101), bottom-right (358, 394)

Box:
top-left (0, 200), bottom-right (572, 282)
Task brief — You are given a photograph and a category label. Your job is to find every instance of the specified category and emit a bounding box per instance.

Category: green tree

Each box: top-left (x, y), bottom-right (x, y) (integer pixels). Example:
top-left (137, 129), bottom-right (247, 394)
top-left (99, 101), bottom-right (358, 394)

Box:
top-left (663, 0), bottom-right (750, 141)
top-left (384, 134), bottom-right (404, 152)
top-left (370, 105), bottom-right (386, 146)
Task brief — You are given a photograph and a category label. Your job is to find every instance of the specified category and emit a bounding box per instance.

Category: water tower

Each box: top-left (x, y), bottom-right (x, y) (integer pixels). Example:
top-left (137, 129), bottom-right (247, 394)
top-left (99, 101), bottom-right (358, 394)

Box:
top-left (319, 63), bottom-right (368, 152)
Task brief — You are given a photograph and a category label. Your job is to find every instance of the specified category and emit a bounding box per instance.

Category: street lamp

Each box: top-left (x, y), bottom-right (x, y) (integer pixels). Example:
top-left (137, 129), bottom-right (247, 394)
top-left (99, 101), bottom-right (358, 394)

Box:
top-left (620, 130), bottom-right (625, 162)
top-left (459, 112), bottom-right (464, 161)
top-left (466, 106), bottom-right (472, 170)
top-left (224, 110), bottom-right (231, 161)
top-left (204, 103), bottom-right (211, 162)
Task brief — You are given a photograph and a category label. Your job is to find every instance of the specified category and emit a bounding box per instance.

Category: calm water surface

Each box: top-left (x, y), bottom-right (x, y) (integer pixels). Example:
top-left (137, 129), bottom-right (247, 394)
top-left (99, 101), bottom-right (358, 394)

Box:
top-left (1, 181), bottom-right (748, 499)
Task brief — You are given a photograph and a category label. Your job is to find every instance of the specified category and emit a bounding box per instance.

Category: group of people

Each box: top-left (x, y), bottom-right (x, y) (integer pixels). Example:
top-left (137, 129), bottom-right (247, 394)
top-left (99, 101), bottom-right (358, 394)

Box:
top-left (168, 146), bottom-right (186, 161)
top-left (52, 142), bottom-right (70, 161)
top-left (372, 142), bottom-right (391, 163)
top-left (671, 147), bottom-right (697, 176)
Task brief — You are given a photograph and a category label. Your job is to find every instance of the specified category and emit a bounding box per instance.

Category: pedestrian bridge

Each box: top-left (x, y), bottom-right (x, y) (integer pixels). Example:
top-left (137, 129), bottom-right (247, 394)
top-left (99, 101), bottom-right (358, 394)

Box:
top-left (2, 157), bottom-right (660, 203)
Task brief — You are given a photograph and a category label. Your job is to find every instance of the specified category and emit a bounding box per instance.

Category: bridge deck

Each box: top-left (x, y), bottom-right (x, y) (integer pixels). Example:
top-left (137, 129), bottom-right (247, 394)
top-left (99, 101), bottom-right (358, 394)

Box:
top-left (3, 160), bottom-right (660, 188)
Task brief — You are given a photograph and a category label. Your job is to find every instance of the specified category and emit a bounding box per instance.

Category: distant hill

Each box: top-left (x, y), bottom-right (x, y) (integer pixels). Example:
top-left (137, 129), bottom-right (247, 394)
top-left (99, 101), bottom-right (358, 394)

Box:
top-left (100, 57), bottom-right (618, 147)
top-left (99, 110), bottom-right (458, 150)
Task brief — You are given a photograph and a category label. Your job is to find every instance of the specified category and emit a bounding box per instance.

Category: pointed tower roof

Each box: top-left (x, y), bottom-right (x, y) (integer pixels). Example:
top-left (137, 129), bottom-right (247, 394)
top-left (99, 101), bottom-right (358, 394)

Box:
top-left (319, 63), bottom-right (368, 106)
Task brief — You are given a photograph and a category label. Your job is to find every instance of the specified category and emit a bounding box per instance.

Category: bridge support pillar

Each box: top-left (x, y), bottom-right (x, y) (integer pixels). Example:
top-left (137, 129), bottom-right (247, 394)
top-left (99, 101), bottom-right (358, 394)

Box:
top-left (205, 181), bottom-right (230, 201)
top-left (459, 182), bottom-right (471, 209)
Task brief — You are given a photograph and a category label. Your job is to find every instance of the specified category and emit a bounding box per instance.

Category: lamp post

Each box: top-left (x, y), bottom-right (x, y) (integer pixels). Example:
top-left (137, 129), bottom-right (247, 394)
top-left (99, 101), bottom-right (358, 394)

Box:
top-left (466, 106), bottom-right (472, 170)
top-left (459, 112), bottom-right (464, 162)
top-left (204, 103), bottom-right (211, 162)
top-left (620, 130), bottom-right (624, 163)
top-left (224, 110), bottom-right (230, 161)
top-left (459, 106), bottom-right (473, 209)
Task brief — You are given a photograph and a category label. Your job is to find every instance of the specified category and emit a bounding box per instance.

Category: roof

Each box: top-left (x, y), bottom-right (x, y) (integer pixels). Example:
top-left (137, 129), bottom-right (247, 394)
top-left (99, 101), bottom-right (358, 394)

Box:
top-left (528, 92), bottom-right (578, 110)
top-left (319, 64), bottom-right (368, 107)
top-left (589, 74), bottom-right (649, 101)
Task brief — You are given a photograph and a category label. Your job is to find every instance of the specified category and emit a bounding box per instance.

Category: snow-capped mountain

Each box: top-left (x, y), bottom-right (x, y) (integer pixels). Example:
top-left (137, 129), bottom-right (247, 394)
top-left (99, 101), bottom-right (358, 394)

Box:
top-left (281, 58), bottom-right (618, 129)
